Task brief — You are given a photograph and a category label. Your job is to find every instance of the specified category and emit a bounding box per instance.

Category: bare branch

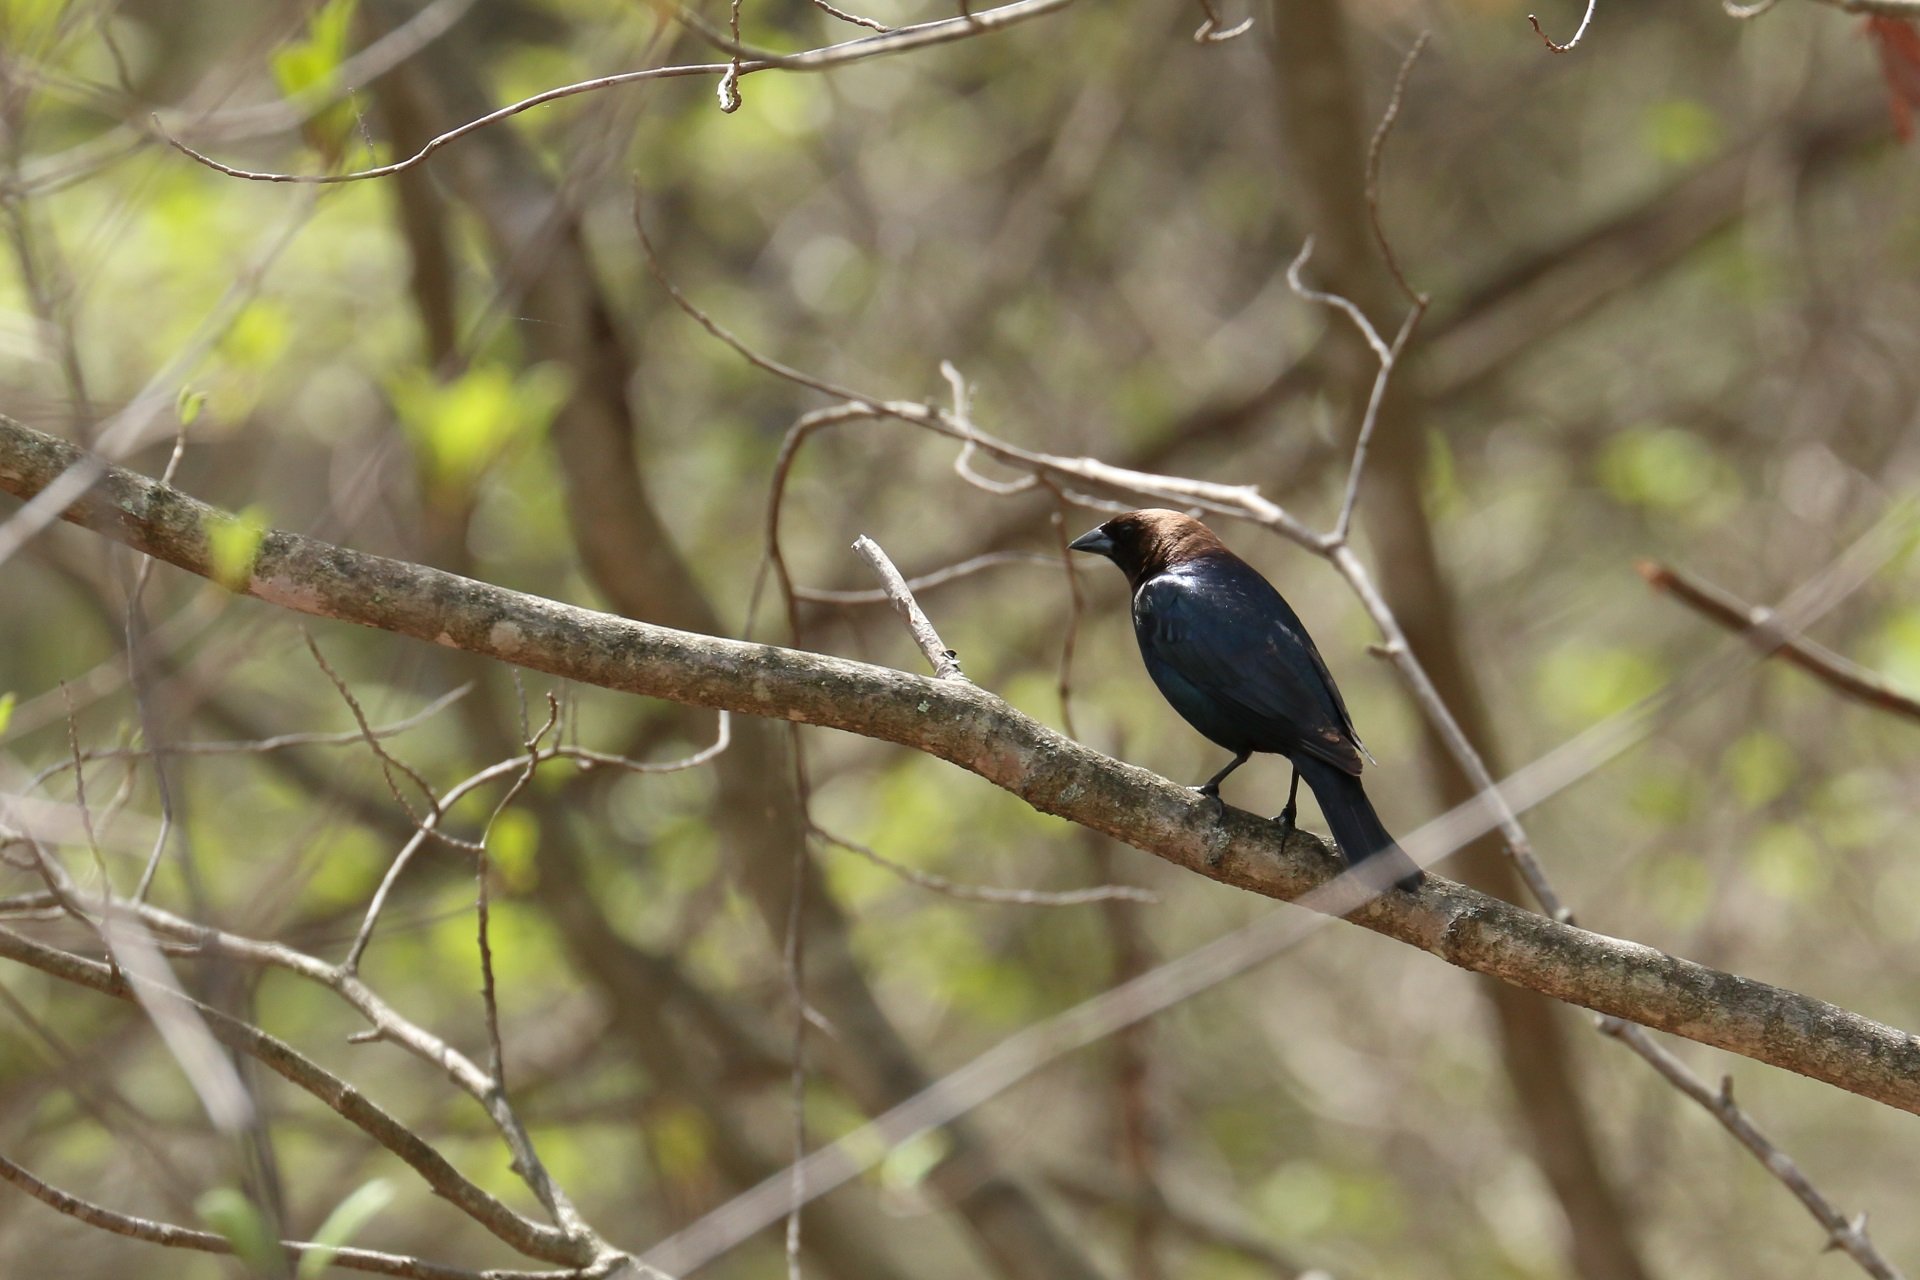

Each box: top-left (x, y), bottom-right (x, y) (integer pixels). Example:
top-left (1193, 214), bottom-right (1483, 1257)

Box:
top-left (7, 416), bottom-right (1920, 1115)
top-left (1599, 1021), bottom-right (1905, 1279)
top-left (1640, 559), bottom-right (1920, 722)
top-left (850, 535), bottom-right (966, 680)
top-left (0, 924), bottom-right (593, 1266)
top-left (1365, 35), bottom-right (1431, 311)
top-left (0, 1149), bottom-right (603, 1280)
top-left (644, 896), bottom-right (1330, 1271)
top-left (1284, 242), bottom-right (1425, 549)
top-left (1528, 0), bottom-right (1598, 51)
top-left (810, 824), bottom-right (1156, 906)
top-left (1818, 0), bottom-right (1920, 14)
top-left (1191, 0), bottom-right (1253, 43)
top-left (558, 711), bottom-right (732, 774)
top-left (305, 631), bottom-right (476, 850)
top-left (345, 754), bottom-right (532, 973)
top-left (159, 0), bottom-right (1080, 184)
top-left (793, 551), bottom-right (1076, 604)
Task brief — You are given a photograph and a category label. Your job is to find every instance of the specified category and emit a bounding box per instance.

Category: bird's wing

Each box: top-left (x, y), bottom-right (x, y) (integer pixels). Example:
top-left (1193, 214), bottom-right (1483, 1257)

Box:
top-left (1135, 570), bottom-right (1364, 775)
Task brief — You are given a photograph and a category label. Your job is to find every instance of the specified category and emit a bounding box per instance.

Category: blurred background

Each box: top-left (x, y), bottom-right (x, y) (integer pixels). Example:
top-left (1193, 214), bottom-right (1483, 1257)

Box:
top-left (3, 0), bottom-right (1920, 1276)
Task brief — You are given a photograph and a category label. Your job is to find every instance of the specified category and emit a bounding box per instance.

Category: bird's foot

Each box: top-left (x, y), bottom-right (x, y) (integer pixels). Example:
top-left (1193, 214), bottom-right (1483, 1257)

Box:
top-left (1270, 801), bottom-right (1297, 844)
top-left (1189, 784), bottom-right (1229, 840)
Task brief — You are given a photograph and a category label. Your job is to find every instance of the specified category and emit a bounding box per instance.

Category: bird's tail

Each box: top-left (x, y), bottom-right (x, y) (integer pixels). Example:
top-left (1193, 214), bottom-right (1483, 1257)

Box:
top-left (1295, 756), bottom-right (1424, 892)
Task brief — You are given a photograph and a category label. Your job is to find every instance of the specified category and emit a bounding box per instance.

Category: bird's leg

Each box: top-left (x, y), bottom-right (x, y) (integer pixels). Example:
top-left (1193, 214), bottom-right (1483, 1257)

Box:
top-left (1272, 767), bottom-right (1300, 841)
top-left (1193, 750), bottom-right (1250, 799)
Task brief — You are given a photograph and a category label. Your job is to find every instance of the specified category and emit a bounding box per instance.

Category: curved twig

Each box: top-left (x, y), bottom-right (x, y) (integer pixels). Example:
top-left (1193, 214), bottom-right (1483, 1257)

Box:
top-left (159, 0), bottom-right (1079, 184)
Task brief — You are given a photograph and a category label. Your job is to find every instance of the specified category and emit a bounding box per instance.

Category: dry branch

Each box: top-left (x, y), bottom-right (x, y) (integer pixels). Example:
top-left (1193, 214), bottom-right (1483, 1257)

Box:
top-left (1641, 559), bottom-right (1920, 723)
top-left (851, 535), bottom-right (967, 679)
top-left (0, 922), bottom-right (594, 1266)
top-left (0, 1148), bottom-right (595, 1280)
top-left (5, 419), bottom-right (1920, 1117)
top-left (160, 0), bottom-right (1080, 184)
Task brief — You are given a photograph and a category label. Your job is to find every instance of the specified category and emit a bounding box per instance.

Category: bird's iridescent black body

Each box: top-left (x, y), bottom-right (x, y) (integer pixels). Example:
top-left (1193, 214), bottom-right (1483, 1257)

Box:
top-left (1070, 509), bottom-right (1422, 891)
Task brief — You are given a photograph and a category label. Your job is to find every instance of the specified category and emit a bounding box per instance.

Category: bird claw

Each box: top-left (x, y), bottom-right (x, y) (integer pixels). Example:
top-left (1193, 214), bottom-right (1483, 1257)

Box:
top-left (1271, 802), bottom-right (1297, 843)
top-left (1191, 784), bottom-right (1229, 817)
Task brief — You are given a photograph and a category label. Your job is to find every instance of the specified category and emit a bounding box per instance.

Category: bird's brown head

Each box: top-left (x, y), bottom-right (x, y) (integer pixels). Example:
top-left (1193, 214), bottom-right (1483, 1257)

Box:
top-left (1067, 509), bottom-right (1228, 587)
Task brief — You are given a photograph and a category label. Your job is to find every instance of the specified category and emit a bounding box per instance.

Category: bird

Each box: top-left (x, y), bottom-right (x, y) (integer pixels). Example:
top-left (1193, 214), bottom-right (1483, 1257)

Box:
top-left (1068, 509), bottom-right (1423, 892)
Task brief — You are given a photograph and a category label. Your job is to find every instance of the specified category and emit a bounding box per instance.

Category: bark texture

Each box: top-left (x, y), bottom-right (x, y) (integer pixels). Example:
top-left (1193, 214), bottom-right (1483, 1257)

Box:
top-left (6, 415), bottom-right (1920, 1118)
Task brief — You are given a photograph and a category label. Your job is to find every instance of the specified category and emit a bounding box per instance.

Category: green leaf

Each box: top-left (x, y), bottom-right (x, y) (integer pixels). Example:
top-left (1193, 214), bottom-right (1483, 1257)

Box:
top-left (391, 362), bottom-right (572, 495)
top-left (1645, 851), bottom-right (1713, 930)
top-left (269, 0), bottom-right (361, 159)
top-left (209, 505), bottom-right (270, 590)
top-left (1533, 642), bottom-right (1664, 726)
top-left (1643, 99), bottom-right (1721, 168)
top-left (296, 1178), bottom-right (395, 1279)
top-left (0, 692), bottom-right (13, 736)
top-left (270, 0), bottom-right (358, 100)
top-left (220, 302), bottom-right (292, 373)
top-left (1868, 603), bottom-right (1920, 693)
top-left (1746, 825), bottom-right (1825, 901)
top-left (878, 1128), bottom-right (950, 1193)
top-left (1722, 731), bottom-right (1793, 809)
top-left (1597, 426), bottom-right (1724, 513)
top-left (176, 386), bottom-right (206, 426)
top-left (0, 0), bottom-right (69, 54)
top-left (650, 1105), bottom-right (711, 1180)
top-left (486, 808), bottom-right (540, 892)
top-left (197, 1188), bottom-right (281, 1275)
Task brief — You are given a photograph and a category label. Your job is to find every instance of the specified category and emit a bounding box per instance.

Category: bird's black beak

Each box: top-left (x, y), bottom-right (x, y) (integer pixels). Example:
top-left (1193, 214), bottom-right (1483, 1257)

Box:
top-left (1067, 526), bottom-right (1114, 558)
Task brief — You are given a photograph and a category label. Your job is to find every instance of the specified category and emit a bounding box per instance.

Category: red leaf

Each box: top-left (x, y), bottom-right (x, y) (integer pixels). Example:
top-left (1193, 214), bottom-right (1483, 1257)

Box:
top-left (1867, 16), bottom-right (1920, 142)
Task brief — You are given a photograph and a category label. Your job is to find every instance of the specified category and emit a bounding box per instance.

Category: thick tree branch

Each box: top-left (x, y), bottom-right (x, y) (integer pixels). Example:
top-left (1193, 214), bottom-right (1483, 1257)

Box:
top-left (6, 415), bottom-right (1920, 1114)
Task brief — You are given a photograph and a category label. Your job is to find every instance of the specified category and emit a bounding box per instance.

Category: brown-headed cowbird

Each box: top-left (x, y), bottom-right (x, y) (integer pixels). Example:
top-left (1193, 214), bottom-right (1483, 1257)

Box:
top-left (1069, 509), bottom-right (1423, 891)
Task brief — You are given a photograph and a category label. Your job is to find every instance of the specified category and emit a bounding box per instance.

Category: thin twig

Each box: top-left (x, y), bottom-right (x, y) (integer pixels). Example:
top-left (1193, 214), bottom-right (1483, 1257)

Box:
top-left (126, 427), bottom-right (191, 902)
top-left (1285, 242), bottom-right (1425, 549)
top-left (107, 898), bottom-right (596, 1250)
top-left (1192, 0), bottom-right (1253, 42)
top-left (158, 0), bottom-right (1080, 183)
top-left (0, 1150), bottom-right (602, 1280)
top-left (61, 685), bottom-right (114, 907)
top-left (810, 825), bottom-right (1155, 906)
top-left (1601, 1020), bottom-right (1903, 1279)
top-left (782, 811), bottom-right (810, 1280)
top-left (803, 0), bottom-right (894, 32)
top-left (793, 551), bottom-right (1078, 604)
top-left (0, 927), bottom-right (585, 1261)
top-left (345, 755), bottom-right (537, 973)
top-left (1047, 495), bottom-right (1085, 740)
top-left (305, 632), bottom-right (485, 855)
top-left (558, 711), bottom-right (732, 774)
top-left (943, 361), bottom-right (1038, 496)
top-left (717, 0), bottom-right (744, 110)
top-left (637, 199), bottom-right (871, 404)
top-left (477, 699), bottom-right (561, 1091)
top-left (1640, 559), bottom-right (1920, 722)
top-left (850, 535), bottom-right (966, 679)
top-left (1365, 34), bottom-right (1431, 310)
top-left (63, 686), bottom-right (474, 771)
top-left (1527, 0), bottom-right (1598, 51)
